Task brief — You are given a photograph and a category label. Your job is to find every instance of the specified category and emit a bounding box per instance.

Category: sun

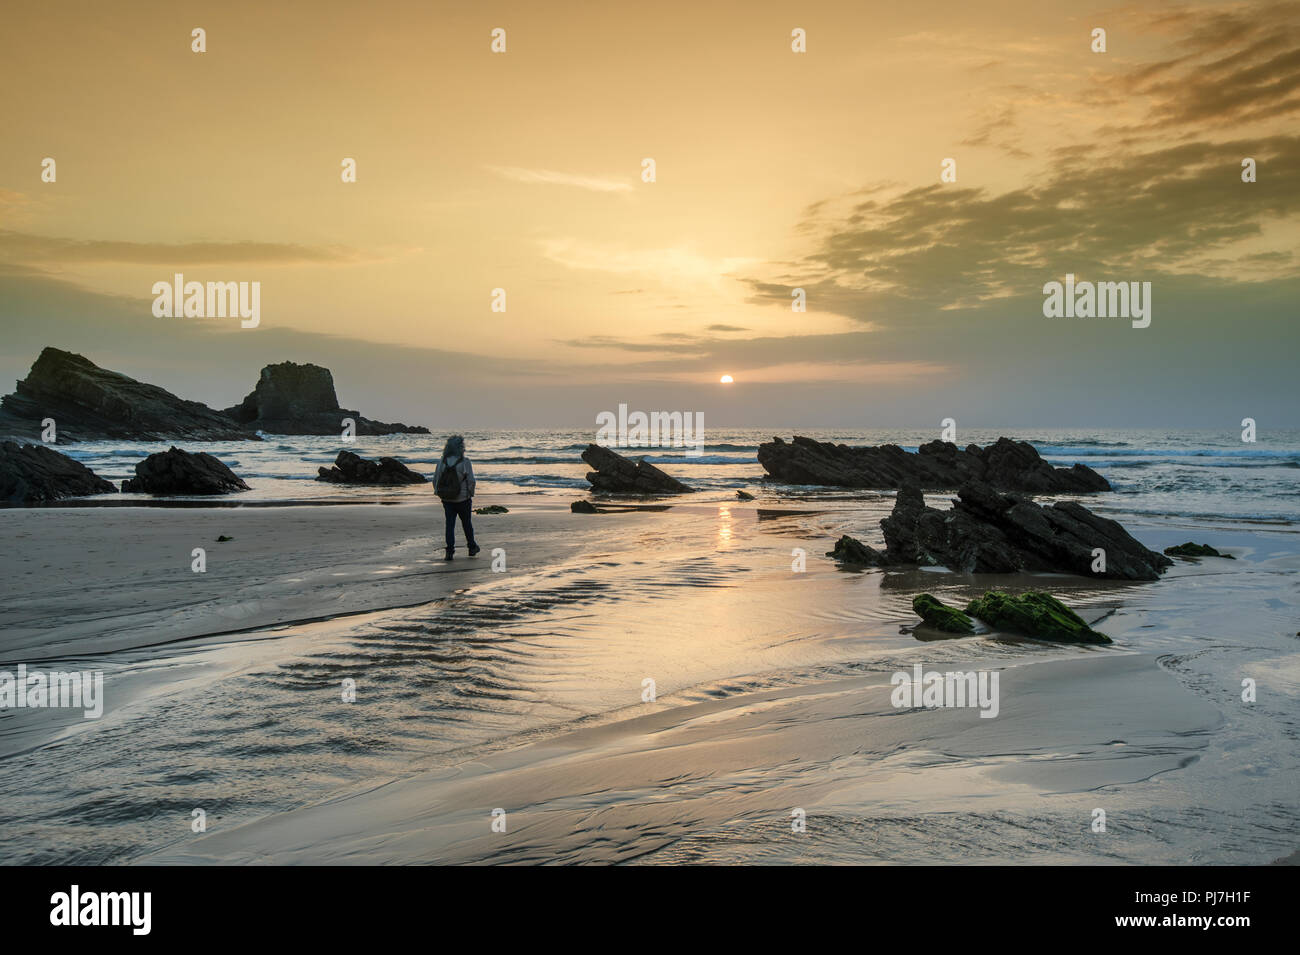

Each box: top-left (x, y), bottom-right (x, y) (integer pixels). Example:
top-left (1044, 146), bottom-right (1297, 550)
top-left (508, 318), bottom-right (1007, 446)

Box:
top-left (719, 374), bottom-right (734, 384)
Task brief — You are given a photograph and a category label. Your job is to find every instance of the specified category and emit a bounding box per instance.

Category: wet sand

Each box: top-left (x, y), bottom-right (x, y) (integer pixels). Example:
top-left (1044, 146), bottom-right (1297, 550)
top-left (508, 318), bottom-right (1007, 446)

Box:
top-left (2, 496), bottom-right (1297, 865)
top-left (150, 653), bottom-right (1226, 865)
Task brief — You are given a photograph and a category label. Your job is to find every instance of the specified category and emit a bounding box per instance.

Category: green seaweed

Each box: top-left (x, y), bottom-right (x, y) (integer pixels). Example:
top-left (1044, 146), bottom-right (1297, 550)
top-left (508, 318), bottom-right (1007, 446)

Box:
top-left (912, 593), bottom-right (976, 634)
top-left (965, 590), bottom-right (1111, 644)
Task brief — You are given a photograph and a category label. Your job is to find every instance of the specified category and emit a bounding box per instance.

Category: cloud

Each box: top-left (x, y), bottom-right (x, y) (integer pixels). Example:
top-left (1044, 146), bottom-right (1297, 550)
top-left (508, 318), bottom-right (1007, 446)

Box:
top-left (744, 135), bottom-right (1299, 313)
top-left (0, 231), bottom-right (379, 267)
top-left (1107, 1), bottom-right (1300, 134)
top-left (486, 166), bottom-right (634, 193)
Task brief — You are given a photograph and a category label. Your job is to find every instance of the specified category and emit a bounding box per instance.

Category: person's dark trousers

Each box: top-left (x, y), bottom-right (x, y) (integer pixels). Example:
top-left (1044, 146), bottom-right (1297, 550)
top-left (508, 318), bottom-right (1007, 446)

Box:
top-left (443, 498), bottom-right (478, 553)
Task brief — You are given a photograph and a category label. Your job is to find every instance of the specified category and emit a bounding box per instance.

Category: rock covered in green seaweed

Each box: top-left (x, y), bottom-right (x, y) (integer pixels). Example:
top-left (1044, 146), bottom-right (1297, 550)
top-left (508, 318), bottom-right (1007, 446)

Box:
top-left (912, 593), bottom-right (976, 634)
top-left (965, 590), bottom-right (1111, 644)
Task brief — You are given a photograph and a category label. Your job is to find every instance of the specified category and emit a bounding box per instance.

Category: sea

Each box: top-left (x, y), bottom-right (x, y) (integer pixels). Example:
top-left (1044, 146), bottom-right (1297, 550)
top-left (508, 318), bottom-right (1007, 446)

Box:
top-left (58, 426), bottom-right (1300, 527)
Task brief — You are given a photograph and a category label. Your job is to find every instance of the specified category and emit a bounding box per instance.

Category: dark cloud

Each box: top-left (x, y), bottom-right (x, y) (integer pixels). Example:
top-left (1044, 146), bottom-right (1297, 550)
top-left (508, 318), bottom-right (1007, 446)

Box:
top-left (1113, 1), bottom-right (1300, 133)
top-left (746, 135), bottom-right (1298, 311)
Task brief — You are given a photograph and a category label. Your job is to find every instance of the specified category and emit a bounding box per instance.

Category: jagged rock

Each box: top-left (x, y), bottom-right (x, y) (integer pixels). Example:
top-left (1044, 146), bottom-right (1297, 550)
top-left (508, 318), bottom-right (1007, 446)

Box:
top-left (965, 591), bottom-right (1111, 644)
top-left (0, 347), bottom-right (257, 442)
top-left (826, 534), bottom-right (888, 566)
top-left (122, 447), bottom-right (250, 495)
top-left (223, 361), bottom-right (429, 435)
top-left (757, 435), bottom-right (1109, 492)
top-left (912, 594), bottom-right (976, 634)
top-left (315, 450), bottom-right (428, 485)
top-left (0, 441), bottom-right (117, 504)
top-left (873, 480), bottom-right (1171, 580)
top-left (581, 444), bottom-right (693, 494)
top-left (735, 489), bottom-right (755, 501)
top-left (475, 504), bottom-right (508, 514)
top-left (1165, 542), bottom-right (1235, 559)
top-left (570, 499), bottom-right (598, 513)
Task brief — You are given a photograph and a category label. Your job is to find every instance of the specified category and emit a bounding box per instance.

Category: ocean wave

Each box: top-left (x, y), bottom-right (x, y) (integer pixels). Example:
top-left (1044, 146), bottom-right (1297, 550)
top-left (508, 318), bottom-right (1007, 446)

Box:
top-left (1038, 446), bottom-right (1299, 459)
top-left (639, 454), bottom-right (756, 465)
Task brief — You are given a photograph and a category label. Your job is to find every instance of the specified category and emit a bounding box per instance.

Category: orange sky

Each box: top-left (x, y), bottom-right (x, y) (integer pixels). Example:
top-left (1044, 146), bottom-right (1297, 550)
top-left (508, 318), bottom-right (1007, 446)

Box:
top-left (2, 0), bottom-right (1297, 426)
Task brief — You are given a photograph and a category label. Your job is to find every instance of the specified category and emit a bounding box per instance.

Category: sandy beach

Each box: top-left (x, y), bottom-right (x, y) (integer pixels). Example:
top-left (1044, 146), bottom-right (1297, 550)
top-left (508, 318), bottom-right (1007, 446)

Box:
top-left (3, 484), bottom-right (1296, 866)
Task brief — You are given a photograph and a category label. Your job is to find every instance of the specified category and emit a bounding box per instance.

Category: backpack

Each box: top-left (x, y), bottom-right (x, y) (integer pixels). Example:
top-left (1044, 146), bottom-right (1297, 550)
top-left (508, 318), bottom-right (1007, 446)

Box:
top-left (435, 458), bottom-right (463, 500)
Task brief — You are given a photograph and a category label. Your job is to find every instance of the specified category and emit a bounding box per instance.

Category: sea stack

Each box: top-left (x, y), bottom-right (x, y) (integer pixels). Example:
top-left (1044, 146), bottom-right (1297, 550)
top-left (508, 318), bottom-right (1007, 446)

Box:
top-left (223, 361), bottom-right (429, 436)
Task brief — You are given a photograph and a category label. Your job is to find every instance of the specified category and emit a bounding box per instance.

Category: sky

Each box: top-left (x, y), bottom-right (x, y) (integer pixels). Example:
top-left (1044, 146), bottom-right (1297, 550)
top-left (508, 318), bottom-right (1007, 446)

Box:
top-left (1, 0), bottom-right (1297, 429)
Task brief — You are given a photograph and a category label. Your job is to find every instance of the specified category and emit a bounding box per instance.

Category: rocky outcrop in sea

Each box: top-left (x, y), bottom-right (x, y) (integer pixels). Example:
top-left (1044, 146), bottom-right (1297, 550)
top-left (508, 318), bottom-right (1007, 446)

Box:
top-left (121, 447), bottom-right (251, 495)
top-left (223, 362), bottom-right (429, 436)
top-left (758, 435), bottom-right (1110, 492)
top-left (0, 441), bottom-right (117, 504)
top-left (0, 348), bottom-right (256, 443)
top-left (581, 444), bottom-right (694, 494)
top-left (315, 450), bottom-right (428, 485)
top-left (828, 481), bottom-right (1171, 580)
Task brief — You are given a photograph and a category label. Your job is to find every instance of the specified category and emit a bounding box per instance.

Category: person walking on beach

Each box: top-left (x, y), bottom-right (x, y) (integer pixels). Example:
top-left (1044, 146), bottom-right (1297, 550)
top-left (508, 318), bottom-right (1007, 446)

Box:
top-left (433, 434), bottom-right (479, 560)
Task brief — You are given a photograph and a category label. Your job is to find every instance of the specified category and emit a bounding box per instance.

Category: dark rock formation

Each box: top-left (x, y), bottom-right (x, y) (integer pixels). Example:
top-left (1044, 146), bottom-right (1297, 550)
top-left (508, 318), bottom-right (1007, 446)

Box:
top-left (570, 499), bottom-right (598, 513)
top-left (1165, 542), bottom-right (1235, 559)
top-left (581, 444), bottom-right (693, 494)
top-left (867, 480), bottom-right (1171, 580)
top-left (315, 450), bottom-right (428, 485)
top-left (121, 447), bottom-right (250, 495)
top-left (475, 504), bottom-right (508, 514)
top-left (912, 594), bottom-right (976, 634)
top-left (0, 441), bottom-right (117, 504)
top-left (223, 361), bottom-right (428, 436)
top-left (0, 348), bottom-right (257, 443)
top-left (735, 489), bottom-right (755, 501)
top-left (758, 435), bottom-right (1109, 492)
top-left (965, 591), bottom-right (1111, 644)
top-left (826, 534), bottom-right (888, 566)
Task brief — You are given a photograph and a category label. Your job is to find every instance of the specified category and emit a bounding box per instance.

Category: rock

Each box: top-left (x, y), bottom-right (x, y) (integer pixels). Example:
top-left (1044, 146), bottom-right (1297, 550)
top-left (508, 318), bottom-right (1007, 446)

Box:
top-left (757, 435), bottom-right (1110, 492)
top-left (121, 447), bottom-right (250, 495)
top-left (0, 441), bottom-right (117, 504)
top-left (965, 591), bottom-right (1111, 644)
top-left (0, 347), bottom-right (257, 442)
top-left (570, 499), bottom-right (598, 513)
top-left (735, 489), bottom-right (755, 501)
top-left (874, 480), bottom-right (1171, 580)
top-left (826, 534), bottom-right (888, 566)
top-left (475, 505), bottom-right (508, 514)
top-left (223, 361), bottom-right (429, 435)
top-left (315, 450), bottom-right (428, 485)
top-left (581, 444), bottom-right (693, 494)
top-left (911, 594), bottom-right (976, 634)
top-left (1164, 542), bottom-right (1235, 559)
